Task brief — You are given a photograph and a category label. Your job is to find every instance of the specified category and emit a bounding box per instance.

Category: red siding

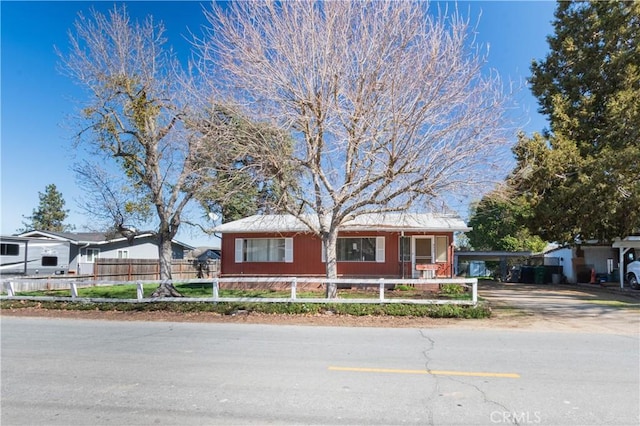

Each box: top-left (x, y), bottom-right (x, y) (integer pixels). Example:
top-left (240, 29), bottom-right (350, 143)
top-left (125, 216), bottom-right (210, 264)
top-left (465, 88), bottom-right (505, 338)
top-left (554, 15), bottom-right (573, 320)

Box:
top-left (221, 231), bottom-right (455, 278)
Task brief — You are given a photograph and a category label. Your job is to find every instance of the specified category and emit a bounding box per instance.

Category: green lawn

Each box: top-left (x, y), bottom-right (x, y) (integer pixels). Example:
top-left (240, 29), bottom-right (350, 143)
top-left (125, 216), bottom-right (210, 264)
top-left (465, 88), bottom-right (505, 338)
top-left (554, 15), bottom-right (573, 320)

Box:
top-left (13, 281), bottom-right (472, 301)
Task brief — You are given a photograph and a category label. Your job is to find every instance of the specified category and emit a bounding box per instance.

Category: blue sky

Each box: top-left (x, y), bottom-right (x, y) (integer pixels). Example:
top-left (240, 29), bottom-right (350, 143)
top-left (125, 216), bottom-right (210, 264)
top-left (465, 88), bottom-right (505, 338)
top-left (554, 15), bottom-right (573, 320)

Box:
top-left (1, 1), bottom-right (556, 247)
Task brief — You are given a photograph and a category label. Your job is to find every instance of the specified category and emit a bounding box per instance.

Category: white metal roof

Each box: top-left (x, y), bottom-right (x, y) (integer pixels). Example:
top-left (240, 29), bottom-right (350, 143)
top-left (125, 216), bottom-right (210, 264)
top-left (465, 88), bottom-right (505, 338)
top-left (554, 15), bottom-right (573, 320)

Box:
top-left (212, 213), bottom-right (471, 233)
top-left (612, 235), bottom-right (640, 250)
top-left (15, 230), bottom-right (194, 249)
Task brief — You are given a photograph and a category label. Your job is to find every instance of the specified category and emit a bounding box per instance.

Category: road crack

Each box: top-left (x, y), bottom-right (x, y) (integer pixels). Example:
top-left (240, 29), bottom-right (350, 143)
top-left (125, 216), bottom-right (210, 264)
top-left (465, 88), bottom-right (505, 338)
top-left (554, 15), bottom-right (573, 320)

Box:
top-left (419, 329), bottom-right (439, 426)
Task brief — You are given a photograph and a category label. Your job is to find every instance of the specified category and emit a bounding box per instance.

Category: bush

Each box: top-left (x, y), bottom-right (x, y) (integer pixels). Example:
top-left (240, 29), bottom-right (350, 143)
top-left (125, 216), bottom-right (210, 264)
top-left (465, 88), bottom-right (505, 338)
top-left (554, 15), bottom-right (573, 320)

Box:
top-left (439, 283), bottom-right (466, 295)
top-left (0, 299), bottom-right (491, 319)
top-left (394, 284), bottom-right (414, 291)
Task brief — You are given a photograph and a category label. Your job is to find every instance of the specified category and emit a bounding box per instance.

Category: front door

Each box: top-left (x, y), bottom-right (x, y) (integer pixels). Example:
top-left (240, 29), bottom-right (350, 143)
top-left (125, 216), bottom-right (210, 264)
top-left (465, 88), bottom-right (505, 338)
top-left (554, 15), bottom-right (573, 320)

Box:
top-left (412, 237), bottom-right (432, 278)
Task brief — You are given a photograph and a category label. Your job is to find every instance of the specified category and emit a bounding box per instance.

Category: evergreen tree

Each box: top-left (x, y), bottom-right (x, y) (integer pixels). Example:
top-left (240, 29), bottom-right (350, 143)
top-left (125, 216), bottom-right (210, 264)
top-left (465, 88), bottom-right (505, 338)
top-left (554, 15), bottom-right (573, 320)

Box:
top-left (21, 184), bottom-right (75, 232)
top-left (467, 189), bottom-right (547, 252)
top-left (512, 1), bottom-right (640, 243)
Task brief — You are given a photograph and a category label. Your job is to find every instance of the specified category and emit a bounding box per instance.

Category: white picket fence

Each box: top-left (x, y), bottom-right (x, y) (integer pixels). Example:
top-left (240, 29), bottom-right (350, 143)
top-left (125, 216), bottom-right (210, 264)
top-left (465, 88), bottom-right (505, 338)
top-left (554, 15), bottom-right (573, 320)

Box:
top-left (1, 276), bottom-right (478, 305)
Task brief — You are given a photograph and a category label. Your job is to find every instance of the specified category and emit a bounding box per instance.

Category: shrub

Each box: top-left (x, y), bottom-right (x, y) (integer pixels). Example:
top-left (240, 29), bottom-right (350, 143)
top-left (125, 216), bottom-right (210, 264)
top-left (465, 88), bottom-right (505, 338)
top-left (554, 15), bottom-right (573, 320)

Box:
top-left (439, 283), bottom-right (466, 295)
top-left (394, 284), bottom-right (414, 291)
top-left (0, 299), bottom-right (491, 319)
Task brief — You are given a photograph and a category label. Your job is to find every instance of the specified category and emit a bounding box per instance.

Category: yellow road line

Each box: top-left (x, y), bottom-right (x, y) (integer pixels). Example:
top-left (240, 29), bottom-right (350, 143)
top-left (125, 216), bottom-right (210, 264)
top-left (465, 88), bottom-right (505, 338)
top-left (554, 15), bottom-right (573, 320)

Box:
top-left (328, 366), bottom-right (520, 379)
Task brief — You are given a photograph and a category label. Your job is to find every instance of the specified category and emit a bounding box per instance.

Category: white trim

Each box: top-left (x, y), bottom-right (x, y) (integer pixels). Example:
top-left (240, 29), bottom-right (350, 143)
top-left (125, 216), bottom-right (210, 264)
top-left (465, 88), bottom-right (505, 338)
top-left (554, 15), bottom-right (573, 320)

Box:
top-left (85, 248), bottom-right (100, 263)
top-left (376, 236), bottom-right (385, 263)
top-left (435, 236), bottom-right (448, 263)
top-left (235, 238), bottom-right (243, 263)
top-left (284, 238), bottom-right (293, 263)
top-left (411, 236), bottom-right (433, 278)
top-left (239, 237), bottom-right (289, 262)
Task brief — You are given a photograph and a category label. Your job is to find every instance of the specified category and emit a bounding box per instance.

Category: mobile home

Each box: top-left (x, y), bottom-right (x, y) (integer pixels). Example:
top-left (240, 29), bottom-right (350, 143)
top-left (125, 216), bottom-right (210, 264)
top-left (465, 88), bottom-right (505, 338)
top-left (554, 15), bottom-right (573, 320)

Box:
top-left (0, 236), bottom-right (70, 276)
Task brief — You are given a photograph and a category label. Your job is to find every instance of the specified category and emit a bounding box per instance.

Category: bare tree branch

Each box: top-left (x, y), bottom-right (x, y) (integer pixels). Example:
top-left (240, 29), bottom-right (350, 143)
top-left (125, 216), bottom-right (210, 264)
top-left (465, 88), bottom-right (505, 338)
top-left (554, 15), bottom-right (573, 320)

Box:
top-left (195, 1), bottom-right (513, 289)
top-left (58, 6), bottom-right (220, 296)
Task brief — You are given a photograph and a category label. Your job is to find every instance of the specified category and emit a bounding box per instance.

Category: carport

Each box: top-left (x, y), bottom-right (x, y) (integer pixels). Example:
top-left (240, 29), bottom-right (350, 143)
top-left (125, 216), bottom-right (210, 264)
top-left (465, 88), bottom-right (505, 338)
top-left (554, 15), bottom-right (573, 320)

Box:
top-left (612, 236), bottom-right (640, 289)
top-left (454, 251), bottom-right (532, 280)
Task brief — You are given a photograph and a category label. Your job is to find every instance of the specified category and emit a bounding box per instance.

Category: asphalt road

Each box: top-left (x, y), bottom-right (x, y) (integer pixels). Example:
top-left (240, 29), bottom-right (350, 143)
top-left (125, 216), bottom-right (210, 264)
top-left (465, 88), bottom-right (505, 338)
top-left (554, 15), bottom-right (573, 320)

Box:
top-left (2, 316), bottom-right (639, 425)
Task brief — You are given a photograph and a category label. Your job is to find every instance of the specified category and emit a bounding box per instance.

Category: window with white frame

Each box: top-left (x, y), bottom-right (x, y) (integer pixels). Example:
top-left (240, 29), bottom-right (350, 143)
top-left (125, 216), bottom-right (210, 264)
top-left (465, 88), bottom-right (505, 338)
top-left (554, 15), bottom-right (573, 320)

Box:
top-left (435, 236), bottom-right (448, 262)
top-left (235, 238), bottom-right (293, 263)
top-left (322, 236), bottom-right (385, 263)
top-left (337, 237), bottom-right (376, 261)
top-left (117, 250), bottom-right (129, 259)
top-left (86, 248), bottom-right (100, 263)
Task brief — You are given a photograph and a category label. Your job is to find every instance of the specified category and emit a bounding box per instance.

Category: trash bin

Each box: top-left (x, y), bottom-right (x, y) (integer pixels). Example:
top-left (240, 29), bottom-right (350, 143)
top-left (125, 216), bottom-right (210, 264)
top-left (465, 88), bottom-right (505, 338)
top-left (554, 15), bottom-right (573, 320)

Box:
top-left (534, 266), bottom-right (545, 284)
top-left (551, 273), bottom-right (561, 284)
top-left (520, 266), bottom-right (534, 283)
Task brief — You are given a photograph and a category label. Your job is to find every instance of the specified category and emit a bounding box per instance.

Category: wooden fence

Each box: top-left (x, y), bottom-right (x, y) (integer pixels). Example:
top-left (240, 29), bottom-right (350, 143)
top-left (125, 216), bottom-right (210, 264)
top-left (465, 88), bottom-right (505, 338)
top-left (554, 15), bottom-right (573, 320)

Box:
top-left (93, 258), bottom-right (220, 281)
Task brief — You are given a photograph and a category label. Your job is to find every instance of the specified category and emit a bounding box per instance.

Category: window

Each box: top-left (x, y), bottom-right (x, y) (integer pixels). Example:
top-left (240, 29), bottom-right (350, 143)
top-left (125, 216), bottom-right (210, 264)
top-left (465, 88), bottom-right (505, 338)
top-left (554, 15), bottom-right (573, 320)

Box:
top-left (435, 236), bottom-right (448, 262)
top-left (86, 248), bottom-right (100, 263)
top-left (42, 256), bottom-right (58, 266)
top-left (1, 243), bottom-right (19, 256)
top-left (399, 237), bottom-right (411, 262)
top-left (337, 237), bottom-right (376, 261)
top-left (235, 238), bottom-right (293, 263)
top-left (322, 237), bottom-right (385, 263)
top-left (117, 250), bottom-right (129, 259)
top-left (414, 238), bottom-right (432, 264)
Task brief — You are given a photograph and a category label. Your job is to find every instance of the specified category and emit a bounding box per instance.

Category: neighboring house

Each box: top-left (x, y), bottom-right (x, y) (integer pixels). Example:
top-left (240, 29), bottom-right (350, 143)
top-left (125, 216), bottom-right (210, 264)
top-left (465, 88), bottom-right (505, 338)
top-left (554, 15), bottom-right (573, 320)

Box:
top-left (542, 243), bottom-right (619, 284)
top-left (186, 247), bottom-right (221, 262)
top-left (212, 213), bottom-right (470, 279)
top-left (185, 247), bottom-right (222, 278)
top-left (16, 230), bottom-right (193, 275)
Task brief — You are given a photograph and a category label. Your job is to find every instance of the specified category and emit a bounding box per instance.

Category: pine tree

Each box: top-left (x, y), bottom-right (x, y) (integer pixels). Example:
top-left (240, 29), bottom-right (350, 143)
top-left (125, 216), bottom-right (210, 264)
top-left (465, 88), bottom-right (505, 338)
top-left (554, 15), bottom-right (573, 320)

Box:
top-left (511, 1), bottom-right (640, 243)
top-left (20, 184), bottom-right (75, 232)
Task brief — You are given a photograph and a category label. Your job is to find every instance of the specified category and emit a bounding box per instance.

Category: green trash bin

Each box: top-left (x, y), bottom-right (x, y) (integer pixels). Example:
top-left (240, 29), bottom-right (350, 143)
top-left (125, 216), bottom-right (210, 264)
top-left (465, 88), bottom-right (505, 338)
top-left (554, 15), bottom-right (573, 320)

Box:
top-left (534, 266), bottom-right (545, 284)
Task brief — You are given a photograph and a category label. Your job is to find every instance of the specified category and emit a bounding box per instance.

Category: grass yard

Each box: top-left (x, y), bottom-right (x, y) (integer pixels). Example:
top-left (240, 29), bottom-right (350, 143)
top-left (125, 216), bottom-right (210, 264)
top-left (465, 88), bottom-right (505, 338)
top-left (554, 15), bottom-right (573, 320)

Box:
top-left (3, 282), bottom-right (486, 318)
top-left (13, 281), bottom-right (473, 301)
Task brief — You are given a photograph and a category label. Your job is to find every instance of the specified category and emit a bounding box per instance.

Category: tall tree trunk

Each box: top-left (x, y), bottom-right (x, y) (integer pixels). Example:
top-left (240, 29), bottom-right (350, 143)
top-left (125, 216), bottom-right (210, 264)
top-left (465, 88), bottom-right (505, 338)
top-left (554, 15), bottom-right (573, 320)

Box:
top-left (323, 228), bottom-right (338, 298)
top-left (150, 230), bottom-right (183, 297)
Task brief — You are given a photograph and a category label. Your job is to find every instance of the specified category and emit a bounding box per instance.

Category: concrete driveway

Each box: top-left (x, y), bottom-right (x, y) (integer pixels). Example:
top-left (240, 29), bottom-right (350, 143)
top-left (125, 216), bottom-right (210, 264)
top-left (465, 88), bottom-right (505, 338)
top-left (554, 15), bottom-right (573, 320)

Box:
top-left (478, 280), bottom-right (640, 335)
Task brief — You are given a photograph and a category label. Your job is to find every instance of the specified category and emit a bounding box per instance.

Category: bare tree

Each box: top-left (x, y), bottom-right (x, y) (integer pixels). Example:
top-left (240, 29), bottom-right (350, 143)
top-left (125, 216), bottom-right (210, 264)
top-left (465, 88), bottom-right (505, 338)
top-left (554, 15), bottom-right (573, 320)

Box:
top-left (58, 6), bottom-right (217, 297)
top-left (73, 161), bottom-right (153, 239)
top-left (197, 1), bottom-right (512, 297)
top-left (196, 1), bottom-right (511, 296)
